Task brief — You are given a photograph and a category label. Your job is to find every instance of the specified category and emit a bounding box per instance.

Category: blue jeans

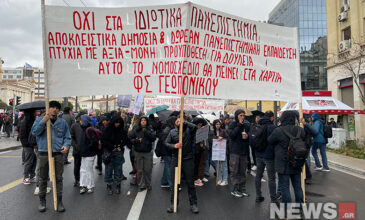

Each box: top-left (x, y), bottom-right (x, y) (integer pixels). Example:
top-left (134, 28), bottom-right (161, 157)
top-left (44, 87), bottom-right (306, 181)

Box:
top-left (312, 142), bottom-right (329, 169)
top-left (278, 173), bottom-right (303, 205)
top-left (104, 152), bottom-right (124, 185)
top-left (204, 149), bottom-right (217, 176)
top-left (217, 160), bottom-right (228, 182)
top-left (161, 155), bottom-right (172, 187)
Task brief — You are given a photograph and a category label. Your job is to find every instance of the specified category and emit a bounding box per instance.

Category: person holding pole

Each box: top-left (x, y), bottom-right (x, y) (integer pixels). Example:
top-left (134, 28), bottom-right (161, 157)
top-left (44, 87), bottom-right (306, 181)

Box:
top-left (227, 109), bottom-right (251, 198)
top-left (165, 115), bottom-right (199, 214)
top-left (31, 101), bottom-right (71, 212)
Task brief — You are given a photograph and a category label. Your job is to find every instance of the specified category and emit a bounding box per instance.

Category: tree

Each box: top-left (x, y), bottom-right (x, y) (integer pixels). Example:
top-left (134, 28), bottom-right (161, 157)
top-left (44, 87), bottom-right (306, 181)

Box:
top-left (0, 100), bottom-right (9, 110)
top-left (61, 101), bottom-right (74, 111)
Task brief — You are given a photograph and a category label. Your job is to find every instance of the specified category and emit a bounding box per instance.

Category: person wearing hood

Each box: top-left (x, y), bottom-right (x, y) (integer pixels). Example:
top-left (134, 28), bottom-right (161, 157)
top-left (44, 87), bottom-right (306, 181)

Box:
top-left (310, 113), bottom-right (329, 172)
top-left (193, 117), bottom-right (208, 187)
top-left (155, 116), bottom-right (177, 188)
top-left (227, 109), bottom-right (251, 198)
top-left (102, 116), bottom-right (128, 195)
top-left (165, 115), bottom-right (199, 214)
top-left (95, 116), bottom-right (109, 175)
top-left (210, 119), bottom-right (228, 186)
top-left (128, 116), bottom-right (156, 191)
top-left (71, 115), bottom-right (99, 194)
top-left (268, 110), bottom-right (310, 211)
top-left (254, 111), bottom-right (277, 203)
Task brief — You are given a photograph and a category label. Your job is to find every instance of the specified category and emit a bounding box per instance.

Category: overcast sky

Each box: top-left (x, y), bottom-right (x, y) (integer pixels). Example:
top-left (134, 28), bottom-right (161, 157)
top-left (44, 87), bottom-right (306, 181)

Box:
top-left (0, 0), bottom-right (281, 68)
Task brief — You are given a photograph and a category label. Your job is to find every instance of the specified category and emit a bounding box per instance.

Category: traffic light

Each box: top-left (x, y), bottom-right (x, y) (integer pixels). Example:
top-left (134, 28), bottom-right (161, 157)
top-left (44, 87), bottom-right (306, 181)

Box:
top-left (16, 96), bottom-right (21, 105)
top-left (9, 99), bottom-right (13, 106)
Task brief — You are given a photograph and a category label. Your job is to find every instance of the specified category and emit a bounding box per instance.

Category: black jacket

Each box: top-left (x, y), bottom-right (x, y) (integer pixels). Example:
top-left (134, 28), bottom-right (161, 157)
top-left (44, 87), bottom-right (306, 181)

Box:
top-left (165, 122), bottom-right (197, 160)
top-left (268, 111), bottom-right (309, 175)
top-left (102, 116), bottom-right (128, 152)
top-left (70, 122), bottom-right (98, 157)
top-left (227, 110), bottom-right (250, 155)
top-left (255, 116), bottom-right (276, 160)
top-left (128, 116), bottom-right (156, 153)
top-left (155, 116), bottom-right (177, 157)
top-left (19, 112), bottom-right (35, 148)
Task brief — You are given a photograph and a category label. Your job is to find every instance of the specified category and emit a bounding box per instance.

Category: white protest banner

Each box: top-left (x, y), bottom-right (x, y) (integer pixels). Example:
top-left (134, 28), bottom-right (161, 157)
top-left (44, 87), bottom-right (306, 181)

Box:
top-left (144, 97), bottom-right (224, 114)
top-left (43, 3), bottom-right (300, 102)
top-left (212, 139), bottom-right (227, 161)
top-left (195, 125), bottom-right (209, 143)
top-left (132, 95), bottom-right (144, 115)
top-left (0, 109), bottom-right (4, 114)
top-left (117, 95), bottom-right (132, 108)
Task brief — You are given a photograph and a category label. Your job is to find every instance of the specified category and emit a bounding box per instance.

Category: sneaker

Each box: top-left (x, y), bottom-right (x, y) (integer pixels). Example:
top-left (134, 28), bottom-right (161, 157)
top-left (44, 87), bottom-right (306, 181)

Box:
top-left (202, 178), bottom-right (209, 183)
top-left (322, 168), bottom-right (330, 172)
top-left (220, 181), bottom-right (228, 186)
top-left (73, 181), bottom-right (80, 187)
top-left (194, 179), bottom-right (204, 187)
top-left (240, 189), bottom-right (249, 197)
top-left (161, 184), bottom-right (170, 188)
top-left (190, 204), bottom-right (199, 214)
top-left (256, 196), bottom-right (265, 203)
top-left (87, 188), bottom-right (94, 193)
top-left (46, 187), bottom-right (51, 194)
top-left (314, 166), bottom-right (323, 171)
top-left (80, 187), bottom-right (87, 194)
top-left (34, 187), bottom-right (40, 195)
top-left (231, 188), bottom-right (243, 198)
top-left (252, 165), bottom-right (257, 171)
top-left (217, 180), bottom-right (222, 185)
top-left (29, 177), bottom-right (36, 183)
top-left (23, 178), bottom-right (30, 185)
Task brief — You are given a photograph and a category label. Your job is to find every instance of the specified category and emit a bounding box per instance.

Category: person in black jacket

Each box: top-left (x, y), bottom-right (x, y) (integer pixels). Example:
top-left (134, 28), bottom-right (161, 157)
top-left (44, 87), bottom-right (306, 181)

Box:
top-left (19, 110), bottom-right (37, 184)
top-left (268, 111), bottom-right (309, 211)
top-left (128, 116), bottom-right (156, 191)
top-left (227, 109), bottom-right (250, 198)
top-left (155, 116), bottom-right (177, 188)
top-left (165, 115), bottom-right (199, 214)
top-left (102, 116), bottom-right (128, 195)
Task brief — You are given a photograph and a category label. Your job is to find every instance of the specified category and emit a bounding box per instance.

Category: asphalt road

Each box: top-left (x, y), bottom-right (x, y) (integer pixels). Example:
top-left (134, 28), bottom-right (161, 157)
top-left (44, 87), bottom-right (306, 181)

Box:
top-left (0, 148), bottom-right (364, 220)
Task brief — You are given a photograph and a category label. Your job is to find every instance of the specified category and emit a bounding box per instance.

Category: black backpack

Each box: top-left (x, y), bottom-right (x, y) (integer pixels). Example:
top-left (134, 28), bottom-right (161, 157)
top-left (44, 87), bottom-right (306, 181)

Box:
top-left (323, 123), bottom-right (333, 138)
top-left (280, 127), bottom-right (308, 168)
top-left (28, 132), bottom-right (37, 147)
top-left (249, 124), bottom-right (268, 152)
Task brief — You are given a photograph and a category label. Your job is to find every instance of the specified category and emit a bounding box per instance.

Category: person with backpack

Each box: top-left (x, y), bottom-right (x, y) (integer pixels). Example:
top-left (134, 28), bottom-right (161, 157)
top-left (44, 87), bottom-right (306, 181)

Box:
top-left (227, 109), bottom-right (251, 198)
top-left (102, 116), bottom-right (128, 195)
top-left (210, 119), bottom-right (228, 186)
top-left (19, 110), bottom-right (37, 184)
top-left (253, 111), bottom-right (277, 203)
top-left (128, 116), bottom-right (156, 191)
top-left (268, 111), bottom-right (310, 212)
top-left (310, 113), bottom-right (330, 172)
top-left (165, 115), bottom-right (199, 214)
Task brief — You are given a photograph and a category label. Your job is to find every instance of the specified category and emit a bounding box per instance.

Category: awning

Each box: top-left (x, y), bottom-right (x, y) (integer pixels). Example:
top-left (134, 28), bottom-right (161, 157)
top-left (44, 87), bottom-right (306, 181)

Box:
top-left (281, 91), bottom-right (365, 115)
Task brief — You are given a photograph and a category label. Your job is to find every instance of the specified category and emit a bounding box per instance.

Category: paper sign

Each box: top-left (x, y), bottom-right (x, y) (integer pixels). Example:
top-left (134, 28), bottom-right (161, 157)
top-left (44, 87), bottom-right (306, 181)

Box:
top-left (212, 139), bottom-right (227, 161)
top-left (117, 95), bottom-right (132, 108)
top-left (43, 3), bottom-right (301, 102)
top-left (132, 95), bottom-right (144, 115)
top-left (195, 125), bottom-right (209, 143)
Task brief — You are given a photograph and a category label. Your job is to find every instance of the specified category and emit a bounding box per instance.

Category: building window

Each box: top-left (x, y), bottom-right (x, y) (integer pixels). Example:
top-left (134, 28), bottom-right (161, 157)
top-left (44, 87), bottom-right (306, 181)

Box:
top-left (343, 27), bottom-right (351, 40)
top-left (16, 75), bottom-right (21, 79)
top-left (8, 75), bottom-right (13, 79)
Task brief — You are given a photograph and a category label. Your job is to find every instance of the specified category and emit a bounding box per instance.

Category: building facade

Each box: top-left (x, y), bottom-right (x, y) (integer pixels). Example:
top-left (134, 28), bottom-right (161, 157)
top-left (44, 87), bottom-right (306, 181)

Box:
top-left (0, 80), bottom-right (36, 106)
top-left (269, 0), bottom-right (328, 91)
top-left (326, 0), bottom-right (365, 141)
top-left (33, 68), bottom-right (45, 98)
top-left (2, 68), bottom-right (23, 80)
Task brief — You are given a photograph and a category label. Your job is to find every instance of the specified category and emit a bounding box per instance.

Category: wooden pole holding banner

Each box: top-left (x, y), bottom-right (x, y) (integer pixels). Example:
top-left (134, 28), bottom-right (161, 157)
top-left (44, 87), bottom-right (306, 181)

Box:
top-left (174, 97), bottom-right (184, 213)
top-left (216, 161), bottom-right (220, 186)
top-left (41, 0), bottom-right (57, 211)
top-left (299, 103), bottom-right (306, 203)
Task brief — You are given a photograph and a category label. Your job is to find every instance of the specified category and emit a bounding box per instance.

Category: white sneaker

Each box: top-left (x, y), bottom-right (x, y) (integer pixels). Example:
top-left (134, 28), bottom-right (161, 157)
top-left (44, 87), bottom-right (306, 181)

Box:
top-left (252, 165), bottom-right (257, 171)
top-left (314, 167), bottom-right (323, 171)
top-left (202, 178), bottom-right (209, 183)
top-left (34, 187), bottom-right (40, 195)
top-left (46, 187), bottom-right (51, 194)
top-left (87, 188), bottom-right (94, 193)
top-left (217, 180), bottom-right (222, 185)
top-left (220, 181), bottom-right (228, 186)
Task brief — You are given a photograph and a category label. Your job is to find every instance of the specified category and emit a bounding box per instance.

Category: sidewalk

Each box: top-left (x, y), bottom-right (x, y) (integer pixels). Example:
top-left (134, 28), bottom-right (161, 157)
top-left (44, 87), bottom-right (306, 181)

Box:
top-left (0, 135), bottom-right (22, 152)
top-left (324, 151), bottom-right (365, 176)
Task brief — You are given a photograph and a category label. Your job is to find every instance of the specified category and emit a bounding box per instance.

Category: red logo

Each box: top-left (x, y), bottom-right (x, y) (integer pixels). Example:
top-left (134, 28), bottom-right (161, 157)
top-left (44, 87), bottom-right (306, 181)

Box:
top-left (339, 202), bottom-right (355, 219)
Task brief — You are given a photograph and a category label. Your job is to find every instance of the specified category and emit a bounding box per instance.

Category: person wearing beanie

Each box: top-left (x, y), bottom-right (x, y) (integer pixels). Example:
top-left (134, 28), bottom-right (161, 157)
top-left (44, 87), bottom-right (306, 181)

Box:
top-left (31, 100), bottom-right (71, 213)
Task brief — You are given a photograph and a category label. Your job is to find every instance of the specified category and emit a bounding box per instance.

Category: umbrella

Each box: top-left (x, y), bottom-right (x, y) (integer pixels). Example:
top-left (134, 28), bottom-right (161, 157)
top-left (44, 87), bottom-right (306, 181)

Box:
top-left (251, 110), bottom-right (264, 117)
top-left (184, 109), bottom-right (203, 116)
top-left (146, 105), bottom-right (169, 116)
top-left (225, 105), bottom-right (253, 116)
top-left (16, 100), bottom-right (45, 111)
top-left (197, 114), bottom-right (220, 125)
top-left (156, 110), bottom-right (173, 122)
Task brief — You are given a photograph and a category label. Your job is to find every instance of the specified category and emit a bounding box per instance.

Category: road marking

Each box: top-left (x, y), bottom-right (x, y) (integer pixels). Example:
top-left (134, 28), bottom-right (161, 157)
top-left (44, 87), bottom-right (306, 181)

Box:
top-left (0, 151), bottom-right (12, 155)
top-left (0, 156), bottom-right (21, 158)
top-left (0, 178), bottom-right (23, 194)
top-left (126, 190), bottom-right (147, 220)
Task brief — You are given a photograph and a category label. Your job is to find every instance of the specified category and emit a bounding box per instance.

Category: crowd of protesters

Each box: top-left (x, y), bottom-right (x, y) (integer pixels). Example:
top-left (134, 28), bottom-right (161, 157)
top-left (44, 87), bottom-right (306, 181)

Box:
top-left (14, 100), bottom-right (333, 215)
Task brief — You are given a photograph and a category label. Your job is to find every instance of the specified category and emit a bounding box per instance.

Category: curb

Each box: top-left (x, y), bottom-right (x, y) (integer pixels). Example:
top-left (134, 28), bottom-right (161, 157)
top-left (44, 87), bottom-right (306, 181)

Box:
top-left (327, 159), bottom-right (365, 176)
top-left (0, 145), bottom-right (22, 152)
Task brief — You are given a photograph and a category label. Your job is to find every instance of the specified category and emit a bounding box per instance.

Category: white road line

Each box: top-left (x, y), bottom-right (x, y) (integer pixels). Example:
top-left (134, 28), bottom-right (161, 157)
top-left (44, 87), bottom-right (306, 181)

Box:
top-left (126, 190), bottom-right (147, 220)
top-left (0, 151), bottom-right (12, 155)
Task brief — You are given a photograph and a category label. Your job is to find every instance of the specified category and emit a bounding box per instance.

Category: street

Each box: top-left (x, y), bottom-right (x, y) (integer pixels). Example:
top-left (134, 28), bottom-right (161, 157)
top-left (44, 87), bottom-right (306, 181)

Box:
top-left (0, 148), bottom-right (364, 220)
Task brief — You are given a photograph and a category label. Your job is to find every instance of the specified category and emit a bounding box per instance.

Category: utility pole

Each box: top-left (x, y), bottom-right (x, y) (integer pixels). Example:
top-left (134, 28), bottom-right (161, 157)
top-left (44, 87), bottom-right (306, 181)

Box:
top-left (274, 101), bottom-right (278, 125)
top-left (63, 97), bottom-right (68, 110)
top-left (12, 94), bottom-right (16, 138)
top-left (91, 96), bottom-right (94, 110)
top-left (75, 96), bottom-right (78, 112)
top-left (106, 95), bottom-right (109, 112)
